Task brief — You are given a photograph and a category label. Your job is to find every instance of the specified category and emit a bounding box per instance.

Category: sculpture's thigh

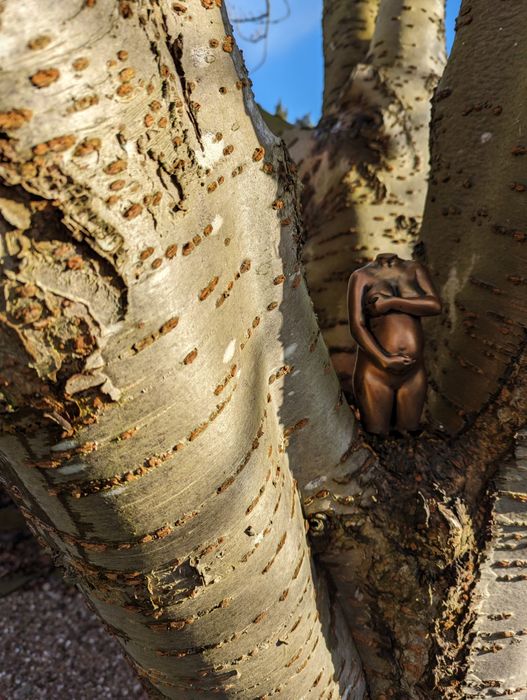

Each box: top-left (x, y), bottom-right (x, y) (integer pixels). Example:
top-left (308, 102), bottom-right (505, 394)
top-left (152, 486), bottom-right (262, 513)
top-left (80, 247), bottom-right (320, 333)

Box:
top-left (395, 366), bottom-right (427, 431)
top-left (353, 353), bottom-right (394, 435)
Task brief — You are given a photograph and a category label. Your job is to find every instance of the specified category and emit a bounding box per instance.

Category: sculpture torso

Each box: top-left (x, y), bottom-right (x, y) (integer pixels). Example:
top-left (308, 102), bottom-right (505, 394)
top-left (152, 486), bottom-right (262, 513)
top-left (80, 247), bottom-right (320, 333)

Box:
top-left (347, 253), bottom-right (441, 435)
top-left (362, 260), bottom-right (425, 361)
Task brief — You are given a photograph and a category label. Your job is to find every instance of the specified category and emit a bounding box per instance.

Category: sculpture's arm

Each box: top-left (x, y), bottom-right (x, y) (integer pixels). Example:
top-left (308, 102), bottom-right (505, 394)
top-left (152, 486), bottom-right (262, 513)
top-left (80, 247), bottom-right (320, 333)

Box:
top-left (386, 264), bottom-right (442, 317)
top-left (347, 273), bottom-right (391, 368)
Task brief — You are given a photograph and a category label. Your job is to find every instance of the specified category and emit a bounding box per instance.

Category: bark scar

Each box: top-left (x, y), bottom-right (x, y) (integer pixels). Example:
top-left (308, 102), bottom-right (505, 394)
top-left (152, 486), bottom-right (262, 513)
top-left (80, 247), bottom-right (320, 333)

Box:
top-left (172, 34), bottom-right (203, 151)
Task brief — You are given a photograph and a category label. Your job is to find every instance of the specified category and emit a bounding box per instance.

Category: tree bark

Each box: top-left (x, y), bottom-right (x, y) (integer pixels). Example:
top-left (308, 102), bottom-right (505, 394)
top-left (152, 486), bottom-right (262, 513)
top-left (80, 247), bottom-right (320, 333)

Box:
top-left (418, 4), bottom-right (527, 691)
top-left (0, 1), bottom-right (366, 697)
top-left (3, 1), bottom-right (527, 699)
top-left (322, 0), bottom-right (380, 118)
top-left (462, 429), bottom-right (527, 698)
top-left (419, 0), bottom-right (527, 434)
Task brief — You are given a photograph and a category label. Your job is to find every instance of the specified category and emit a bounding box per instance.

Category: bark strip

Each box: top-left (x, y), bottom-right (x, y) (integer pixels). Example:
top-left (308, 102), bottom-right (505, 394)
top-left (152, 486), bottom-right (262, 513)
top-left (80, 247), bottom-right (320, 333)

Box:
top-left (462, 429), bottom-right (527, 698)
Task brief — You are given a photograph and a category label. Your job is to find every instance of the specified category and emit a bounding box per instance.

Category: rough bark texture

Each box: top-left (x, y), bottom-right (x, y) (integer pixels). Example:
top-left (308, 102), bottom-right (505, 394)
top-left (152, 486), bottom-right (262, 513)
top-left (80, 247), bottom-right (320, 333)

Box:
top-left (0, 1), bottom-right (366, 697)
top-left (304, 350), bottom-right (527, 700)
top-left (463, 429), bottom-right (527, 699)
top-left (419, 2), bottom-right (527, 693)
top-left (419, 0), bottom-right (527, 434)
top-left (2, 1), bottom-right (527, 699)
top-left (294, 0), bottom-right (446, 387)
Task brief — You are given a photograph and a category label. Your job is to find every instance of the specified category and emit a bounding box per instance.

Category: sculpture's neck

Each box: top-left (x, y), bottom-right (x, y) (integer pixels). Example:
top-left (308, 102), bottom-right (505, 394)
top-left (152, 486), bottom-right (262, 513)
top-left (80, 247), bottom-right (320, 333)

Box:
top-left (375, 253), bottom-right (399, 267)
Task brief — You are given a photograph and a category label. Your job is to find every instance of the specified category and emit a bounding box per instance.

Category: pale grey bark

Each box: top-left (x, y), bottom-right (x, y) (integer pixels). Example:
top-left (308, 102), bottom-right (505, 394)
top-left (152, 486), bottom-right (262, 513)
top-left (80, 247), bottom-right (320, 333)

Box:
top-left (3, 1), bottom-right (526, 699)
top-left (0, 1), bottom-right (366, 697)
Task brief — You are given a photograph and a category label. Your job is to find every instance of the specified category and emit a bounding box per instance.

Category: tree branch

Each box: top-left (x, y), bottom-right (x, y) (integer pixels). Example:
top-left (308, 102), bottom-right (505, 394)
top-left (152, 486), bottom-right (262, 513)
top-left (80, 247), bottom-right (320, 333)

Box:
top-left (420, 0), bottom-right (527, 433)
top-left (369, 0), bottom-right (446, 79)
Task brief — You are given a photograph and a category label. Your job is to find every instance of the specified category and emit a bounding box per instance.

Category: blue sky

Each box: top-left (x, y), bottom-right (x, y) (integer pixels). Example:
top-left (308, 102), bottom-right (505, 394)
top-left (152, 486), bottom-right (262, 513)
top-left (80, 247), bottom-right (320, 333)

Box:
top-left (231, 0), bottom-right (462, 124)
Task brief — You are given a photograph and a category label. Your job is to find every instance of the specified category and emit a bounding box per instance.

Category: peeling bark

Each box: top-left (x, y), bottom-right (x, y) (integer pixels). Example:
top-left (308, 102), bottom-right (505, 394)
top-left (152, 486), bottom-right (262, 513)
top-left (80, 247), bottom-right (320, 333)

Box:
top-left (462, 430), bottom-right (527, 699)
top-left (0, 1), bottom-right (366, 697)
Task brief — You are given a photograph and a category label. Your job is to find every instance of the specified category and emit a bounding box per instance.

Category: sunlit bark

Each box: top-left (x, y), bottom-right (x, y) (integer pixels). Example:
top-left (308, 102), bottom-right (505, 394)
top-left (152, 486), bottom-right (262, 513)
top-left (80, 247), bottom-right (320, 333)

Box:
top-left (0, 1), bottom-right (366, 696)
top-left (2, 1), bottom-right (527, 699)
top-left (303, 3), bottom-right (527, 698)
top-left (322, 0), bottom-right (380, 118)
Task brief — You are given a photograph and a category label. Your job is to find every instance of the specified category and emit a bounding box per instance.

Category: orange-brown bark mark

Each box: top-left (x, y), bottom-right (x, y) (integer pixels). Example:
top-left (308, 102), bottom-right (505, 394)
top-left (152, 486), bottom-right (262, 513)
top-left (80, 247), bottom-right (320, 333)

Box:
top-left (45, 390), bottom-right (237, 499)
top-left (0, 1), bottom-right (365, 697)
top-left (420, 1), bottom-right (527, 433)
top-left (132, 316), bottom-right (180, 353)
top-left (215, 258), bottom-right (251, 308)
top-left (268, 365), bottom-right (294, 385)
top-left (213, 363), bottom-right (237, 395)
top-left (71, 450), bottom-right (341, 697)
top-left (322, 0), bottom-right (380, 118)
top-left (6, 389), bottom-right (355, 698)
top-left (239, 315), bottom-right (262, 351)
top-left (292, 0), bottom-right (445, 389)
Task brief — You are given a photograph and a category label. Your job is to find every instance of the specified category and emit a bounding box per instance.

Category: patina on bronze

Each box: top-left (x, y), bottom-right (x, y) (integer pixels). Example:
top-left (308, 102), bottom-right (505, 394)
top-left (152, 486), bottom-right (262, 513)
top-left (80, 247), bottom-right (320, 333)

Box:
top-left (347, 253), bottom-right (441, 436)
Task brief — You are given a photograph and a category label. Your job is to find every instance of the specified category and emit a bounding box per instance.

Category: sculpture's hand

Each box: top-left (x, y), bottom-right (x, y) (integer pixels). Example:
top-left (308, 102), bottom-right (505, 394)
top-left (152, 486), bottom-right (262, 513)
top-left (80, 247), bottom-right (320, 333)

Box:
top-left (381, 353), bottom-right (415, 373)
top-left (365, 293), bottom-right (394, 317)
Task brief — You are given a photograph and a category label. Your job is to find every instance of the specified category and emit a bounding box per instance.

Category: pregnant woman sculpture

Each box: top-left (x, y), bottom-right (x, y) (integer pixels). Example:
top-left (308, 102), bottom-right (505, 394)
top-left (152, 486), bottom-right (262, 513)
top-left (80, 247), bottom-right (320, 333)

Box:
top-left (347, 253), bottom-right (441, 436)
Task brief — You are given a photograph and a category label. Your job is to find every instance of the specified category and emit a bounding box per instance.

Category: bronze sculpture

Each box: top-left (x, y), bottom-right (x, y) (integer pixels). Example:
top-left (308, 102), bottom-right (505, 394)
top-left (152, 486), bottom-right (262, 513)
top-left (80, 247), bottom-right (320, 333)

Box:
top-left (347, 253), bottom-right (441, 436)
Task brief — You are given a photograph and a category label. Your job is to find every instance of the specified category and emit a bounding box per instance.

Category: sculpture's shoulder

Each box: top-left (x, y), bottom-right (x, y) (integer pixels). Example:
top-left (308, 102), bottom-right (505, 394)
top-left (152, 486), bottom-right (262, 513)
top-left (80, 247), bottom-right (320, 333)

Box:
top-left (401, 258), bottom-right (422, 275)
top-left (349, 264), bottom-right (374, 283)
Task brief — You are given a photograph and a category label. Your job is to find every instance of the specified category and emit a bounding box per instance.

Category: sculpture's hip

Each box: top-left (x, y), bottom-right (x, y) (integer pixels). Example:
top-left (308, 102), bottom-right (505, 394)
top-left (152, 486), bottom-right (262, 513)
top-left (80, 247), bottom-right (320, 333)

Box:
top-left (353, 349), bottom-right (424, 392)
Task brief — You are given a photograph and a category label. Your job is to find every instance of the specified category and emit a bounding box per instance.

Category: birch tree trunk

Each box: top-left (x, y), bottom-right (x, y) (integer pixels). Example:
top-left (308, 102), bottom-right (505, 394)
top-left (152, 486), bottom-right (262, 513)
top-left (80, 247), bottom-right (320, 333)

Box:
top-left (0, 1), bottom-right (366, 697)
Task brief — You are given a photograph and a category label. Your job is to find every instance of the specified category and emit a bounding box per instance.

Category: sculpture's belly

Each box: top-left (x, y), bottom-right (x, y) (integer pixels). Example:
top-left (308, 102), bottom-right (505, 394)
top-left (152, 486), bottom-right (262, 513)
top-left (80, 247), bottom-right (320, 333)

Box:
top-left (370, 313), bottom-right (423, 359)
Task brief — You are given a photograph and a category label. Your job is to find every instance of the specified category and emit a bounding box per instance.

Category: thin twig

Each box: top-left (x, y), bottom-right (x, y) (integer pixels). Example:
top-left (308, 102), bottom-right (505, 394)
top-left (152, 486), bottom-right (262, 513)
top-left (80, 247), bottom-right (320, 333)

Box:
top-left (229, 0), bottom-right (291, 71)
